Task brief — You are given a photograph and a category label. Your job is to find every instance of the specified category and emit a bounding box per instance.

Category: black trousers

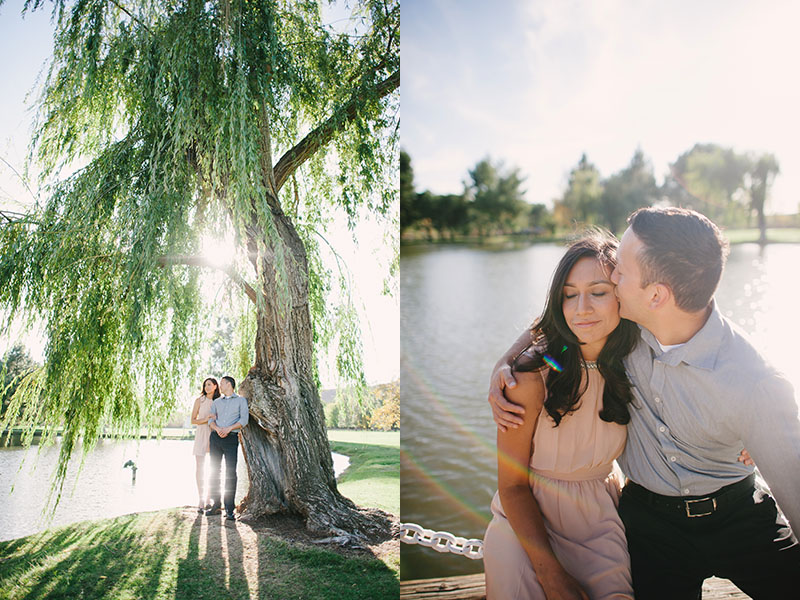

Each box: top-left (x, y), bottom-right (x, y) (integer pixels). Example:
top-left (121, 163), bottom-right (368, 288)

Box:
top-left (619, 476), bottom-right (800, 599)
top-left (209, 430), bottom-right (239, 514)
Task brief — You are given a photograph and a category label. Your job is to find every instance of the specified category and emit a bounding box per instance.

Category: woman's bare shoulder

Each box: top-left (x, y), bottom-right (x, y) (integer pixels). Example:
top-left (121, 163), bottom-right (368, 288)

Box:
top-left (506, 369), bottom-right (546, 411)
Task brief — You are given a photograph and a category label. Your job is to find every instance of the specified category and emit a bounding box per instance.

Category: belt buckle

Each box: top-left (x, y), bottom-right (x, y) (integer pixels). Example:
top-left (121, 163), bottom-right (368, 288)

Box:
top-left (684, 497), bottom-right (716, 517)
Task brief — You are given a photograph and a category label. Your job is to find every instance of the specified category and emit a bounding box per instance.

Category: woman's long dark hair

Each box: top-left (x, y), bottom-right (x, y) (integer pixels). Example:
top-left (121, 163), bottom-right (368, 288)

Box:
top-left (513, 230), bottom-right (639, 426)
top-left (201, 377), bottom-right (222, 400)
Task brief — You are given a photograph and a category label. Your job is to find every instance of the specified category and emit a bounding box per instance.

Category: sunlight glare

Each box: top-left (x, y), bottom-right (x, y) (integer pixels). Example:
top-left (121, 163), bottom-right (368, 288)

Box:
top-left (200, 233), bottom-right (236, 268)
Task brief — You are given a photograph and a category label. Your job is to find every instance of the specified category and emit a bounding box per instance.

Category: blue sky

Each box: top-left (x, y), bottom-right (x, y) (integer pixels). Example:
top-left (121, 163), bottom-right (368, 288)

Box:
top-left (402, 0), bottom-right (800, 214)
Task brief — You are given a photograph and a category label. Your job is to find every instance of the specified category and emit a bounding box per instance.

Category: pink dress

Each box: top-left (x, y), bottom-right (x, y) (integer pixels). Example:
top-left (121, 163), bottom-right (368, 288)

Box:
top-left (483, 367), bottom-right (633, 599)
top-left (192, 397), bottom-right (213, 456)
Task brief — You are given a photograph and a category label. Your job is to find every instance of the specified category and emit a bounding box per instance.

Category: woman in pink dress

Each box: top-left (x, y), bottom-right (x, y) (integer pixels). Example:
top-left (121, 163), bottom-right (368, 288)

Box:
top-left (483, 232), bottom-right (639, 599)
top-left (191, 377), bottom-right (221, 513)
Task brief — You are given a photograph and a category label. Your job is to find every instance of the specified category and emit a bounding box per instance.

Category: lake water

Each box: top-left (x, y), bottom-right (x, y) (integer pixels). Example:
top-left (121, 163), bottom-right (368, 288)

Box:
top-left (400, 242), bottom-right (800, 580)
top-left (0, 438), bottom-right (348, 542)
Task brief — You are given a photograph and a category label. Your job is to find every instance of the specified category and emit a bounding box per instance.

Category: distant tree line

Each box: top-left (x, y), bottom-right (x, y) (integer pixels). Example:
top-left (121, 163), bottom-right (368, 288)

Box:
top-left (325, 381), bottom-right (399, 431)
top-left (402, 143), bottom-right (783, 241)
top-left (401, 151), bottom-right (555, 240)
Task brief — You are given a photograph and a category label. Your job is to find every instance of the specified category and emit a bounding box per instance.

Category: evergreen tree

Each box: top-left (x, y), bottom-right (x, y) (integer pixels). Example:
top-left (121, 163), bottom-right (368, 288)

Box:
top-left (556, 153), bottom-right (602, 226)
top-left (600, 149), bottom-right (658, 234)
top-left (467, 158), bottom-right (527, 237)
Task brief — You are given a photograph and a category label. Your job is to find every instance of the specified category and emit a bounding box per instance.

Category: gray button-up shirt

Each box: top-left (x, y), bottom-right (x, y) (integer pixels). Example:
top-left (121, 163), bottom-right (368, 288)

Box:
top-left (208, 393), bottom-right (249, 429)
top-left (618, 301), bottom-right (800, 529)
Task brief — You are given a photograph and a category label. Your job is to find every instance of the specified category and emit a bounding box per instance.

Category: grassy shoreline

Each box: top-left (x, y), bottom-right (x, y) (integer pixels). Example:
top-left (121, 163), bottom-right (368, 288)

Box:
top-left (0, 431), bottom-right (399, 600)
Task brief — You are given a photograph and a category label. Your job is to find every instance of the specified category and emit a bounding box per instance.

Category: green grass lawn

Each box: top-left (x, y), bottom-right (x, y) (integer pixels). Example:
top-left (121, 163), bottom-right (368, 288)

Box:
top-left (330, 441), bottom-right (399, 516)
top-left (327, 429), bottom-right (399, 517)
top-left (327, 428), bottom-right (399, 447)
top-left (0, 431), bottom-right (400, 600)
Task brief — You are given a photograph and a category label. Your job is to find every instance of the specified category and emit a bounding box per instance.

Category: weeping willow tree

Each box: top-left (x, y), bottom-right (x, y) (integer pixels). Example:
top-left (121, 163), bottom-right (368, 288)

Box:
top-left (0, 0), bottom-right (399, 537)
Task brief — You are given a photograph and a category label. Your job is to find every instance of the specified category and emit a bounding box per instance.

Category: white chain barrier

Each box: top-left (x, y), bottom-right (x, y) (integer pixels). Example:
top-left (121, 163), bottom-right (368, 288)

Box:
top-left (399, 522), bottom-right (484, 560)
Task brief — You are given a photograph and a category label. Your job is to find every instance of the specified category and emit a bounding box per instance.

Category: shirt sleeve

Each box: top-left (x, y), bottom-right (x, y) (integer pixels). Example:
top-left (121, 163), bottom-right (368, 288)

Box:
top-left (208, 400), bottom-right (217, 424)
top-left (739, 373), bottom-right (800, 531)
top-left (238, 396), bottom-right (249, 427)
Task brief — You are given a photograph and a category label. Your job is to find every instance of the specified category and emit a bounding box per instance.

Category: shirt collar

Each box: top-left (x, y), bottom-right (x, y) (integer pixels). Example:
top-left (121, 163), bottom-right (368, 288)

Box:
top-left (638, 299), bottom-right (725, 370)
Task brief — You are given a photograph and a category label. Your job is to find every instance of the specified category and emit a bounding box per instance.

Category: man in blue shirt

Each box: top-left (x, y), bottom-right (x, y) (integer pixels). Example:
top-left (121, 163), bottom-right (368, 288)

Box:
top-left (205, 375), bottom-right (249, 520)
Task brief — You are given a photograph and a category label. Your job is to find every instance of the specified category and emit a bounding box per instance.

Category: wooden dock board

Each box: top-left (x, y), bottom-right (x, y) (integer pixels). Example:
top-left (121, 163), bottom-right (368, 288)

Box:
top-left (400, 574), bottom-right (750, 599)
top-left (401, 574), bottom-right (485, 600)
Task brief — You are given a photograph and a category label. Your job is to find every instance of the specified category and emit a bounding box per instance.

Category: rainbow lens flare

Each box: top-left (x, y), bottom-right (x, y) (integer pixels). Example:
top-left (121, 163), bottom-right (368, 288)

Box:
top-left (542, 355), bottom-right (563, 372)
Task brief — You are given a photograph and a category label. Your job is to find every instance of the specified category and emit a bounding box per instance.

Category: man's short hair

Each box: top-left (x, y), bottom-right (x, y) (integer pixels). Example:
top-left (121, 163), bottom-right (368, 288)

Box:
top-left (222, 375), bottom-right (236, 390)
top-left (628, 207), bottom-right (729, 312)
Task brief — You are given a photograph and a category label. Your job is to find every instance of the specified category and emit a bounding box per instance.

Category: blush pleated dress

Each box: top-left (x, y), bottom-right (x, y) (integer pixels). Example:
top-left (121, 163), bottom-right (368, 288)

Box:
top-left (192, 396), bottom-right (214, 456)
top-left (483, 367), bottom-right (633, 599)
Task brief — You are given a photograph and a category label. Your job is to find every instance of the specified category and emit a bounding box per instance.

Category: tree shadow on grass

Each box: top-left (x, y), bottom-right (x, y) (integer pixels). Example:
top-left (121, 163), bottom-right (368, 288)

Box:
top-left (174, 513), bottom-right (207, 600)
top-left (0, 525), bottom-right (84, 563)
top-left (173, 512), bottom-right (249, 600)
top-left (178, 513), bottom-right (254, 600)
top-left (0, 510), bottom-right (242, 600)
top-left (223, 519), bottom-right (252, 599)
top-left (0, 514), bottom-right (168, 600)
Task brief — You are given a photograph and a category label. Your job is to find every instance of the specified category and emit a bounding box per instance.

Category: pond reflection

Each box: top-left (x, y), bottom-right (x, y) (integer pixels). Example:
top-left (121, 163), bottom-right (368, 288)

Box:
top-left (0, 438), bottom-right (348, 542)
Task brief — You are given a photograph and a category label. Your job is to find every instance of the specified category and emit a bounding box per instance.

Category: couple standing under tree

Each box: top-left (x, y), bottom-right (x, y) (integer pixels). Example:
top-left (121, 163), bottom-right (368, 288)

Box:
top-left (191, 376), bottom-right (249, 521)
top-left (484, 207), bottom-right (800, 599)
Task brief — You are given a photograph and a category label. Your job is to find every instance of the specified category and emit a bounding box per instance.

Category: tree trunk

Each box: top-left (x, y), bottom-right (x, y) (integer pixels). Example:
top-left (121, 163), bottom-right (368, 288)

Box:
top-left (236, 211), bottom-right (390, 539)
top-left (757, 206), bottom-right (767, 245)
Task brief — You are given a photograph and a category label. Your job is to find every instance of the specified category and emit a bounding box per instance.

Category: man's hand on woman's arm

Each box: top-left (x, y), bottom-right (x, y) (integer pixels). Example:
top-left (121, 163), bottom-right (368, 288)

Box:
top-left (488, 329), bottom-right (534, 432)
